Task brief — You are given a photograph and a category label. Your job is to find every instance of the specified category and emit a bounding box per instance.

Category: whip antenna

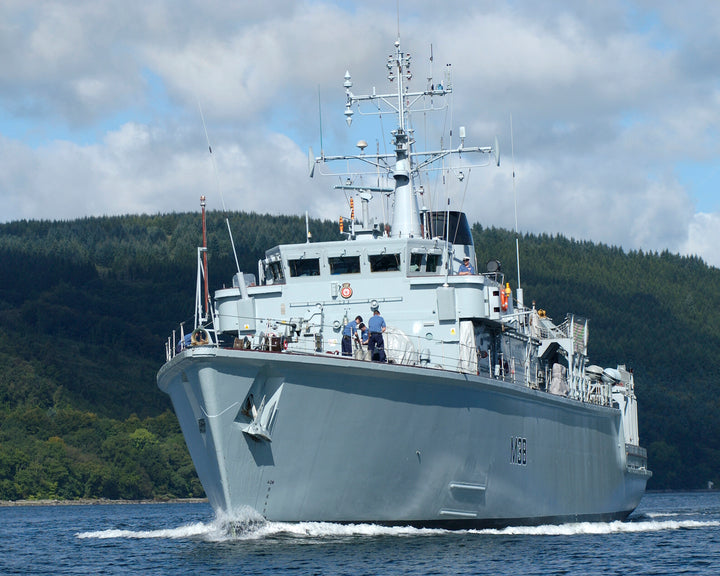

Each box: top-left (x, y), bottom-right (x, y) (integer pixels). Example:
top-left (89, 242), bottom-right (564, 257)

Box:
top-left (197, 100), bottom-right (241, 275)
top-left (318, 86), bottom-right (324, 157)
top-left (511, 113), bottom-right (524, 310)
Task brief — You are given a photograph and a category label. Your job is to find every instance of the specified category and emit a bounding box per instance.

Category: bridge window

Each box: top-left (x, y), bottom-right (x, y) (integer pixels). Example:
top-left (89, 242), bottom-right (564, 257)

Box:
top-left (426, 253), bottom-right (441, 272)
top-left (266, 261), bottom-right (285, 283)
top-left (288, 258), bottom-right (320, 277)
top-left (409, 252), bottom-right (442, 274)
top-left (329, 255), bottom-right (361, 274)
top-left (409, 253), bottom-right (423, 272)
top-left (369, 253), bottom-right (401, 272)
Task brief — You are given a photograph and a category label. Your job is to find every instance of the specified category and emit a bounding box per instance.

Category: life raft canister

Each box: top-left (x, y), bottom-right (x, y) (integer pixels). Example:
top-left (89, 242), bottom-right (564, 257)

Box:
top-left (500, 283), bottom-right (511, 312)
top-left (191, 328), bottom-right (210, 346)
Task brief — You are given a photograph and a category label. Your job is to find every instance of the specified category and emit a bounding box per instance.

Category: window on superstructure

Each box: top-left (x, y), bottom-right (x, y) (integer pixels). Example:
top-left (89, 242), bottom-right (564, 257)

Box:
top-left (329, 256), bottom-right (361, 274)
top-left (369, 253), bottom-right (401, 272)
top-left (288, 258), bottom-right (320, 277)
top-left (409, 253), bottom-right (423, 272)
top-left (426, 254), bottom-right (441, 273)
top-left (267, 261), bottom-right (285, 283)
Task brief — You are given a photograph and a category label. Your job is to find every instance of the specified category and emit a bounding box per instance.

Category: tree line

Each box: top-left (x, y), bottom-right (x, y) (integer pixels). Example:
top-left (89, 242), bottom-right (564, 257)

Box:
top-left (1, 211), bottom-right (719, 500)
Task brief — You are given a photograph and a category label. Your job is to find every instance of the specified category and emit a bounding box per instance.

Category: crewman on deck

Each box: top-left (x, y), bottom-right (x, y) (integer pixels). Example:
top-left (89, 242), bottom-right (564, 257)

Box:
top-left (367, 309), bottom-right (387, 362)
top-left (354, 322), bottom-right (369, 360)
top-left (342, 315), bottom-right (362, 356)
top-left (458, 257), bottom-right (475, 275)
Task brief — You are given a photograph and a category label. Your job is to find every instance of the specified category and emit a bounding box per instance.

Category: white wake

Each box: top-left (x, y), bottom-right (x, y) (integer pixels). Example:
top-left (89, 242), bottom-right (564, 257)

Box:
top-left (467, 518), bottom-right (720, 536)
top-left (76, 508), bottom-right (719, 542)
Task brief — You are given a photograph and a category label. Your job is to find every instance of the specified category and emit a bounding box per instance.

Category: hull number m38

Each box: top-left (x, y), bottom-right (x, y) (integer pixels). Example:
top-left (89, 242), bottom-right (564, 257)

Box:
top-left (510, 436), bottom-right (528, 466)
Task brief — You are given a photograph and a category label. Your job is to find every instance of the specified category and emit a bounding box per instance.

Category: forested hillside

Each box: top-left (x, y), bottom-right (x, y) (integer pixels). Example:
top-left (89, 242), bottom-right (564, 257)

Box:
top-left (1, 211), bottom-right (718, 500)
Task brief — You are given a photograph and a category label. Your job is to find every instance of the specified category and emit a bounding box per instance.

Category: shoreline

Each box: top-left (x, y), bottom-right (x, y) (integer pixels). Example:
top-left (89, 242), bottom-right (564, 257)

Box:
top-left (0, 497), bottom-right (208, 507)
top-left (3, 490), bottom-right (717, 508)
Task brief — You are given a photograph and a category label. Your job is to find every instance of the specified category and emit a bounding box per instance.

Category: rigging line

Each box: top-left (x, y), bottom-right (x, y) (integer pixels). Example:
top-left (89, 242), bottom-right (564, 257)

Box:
top-left (197, 99), bottom-right (241, 275)
top-left (426, 165), bottom-right (442, 239)
top-left (511, 113), bottom-right (521, 289)
top-left (433, 110), bottom-right (448, 240)
top-left (375, 139), bottom-right (382, 189)
top-left (439, 100), bottom-right (451, 217)
top-left (426, 97), bottom-right (450, 239)
top-left (452, 168), bottom-right (471, 246)
top-left (378, 100), bottom-right (388, 157)
top-left (197, 100), bottom-right (225, 213)
top-left (421, 43), bottom-right (433, 235)
top-left (201, 402), bottom-right (241, 419)
top-left (444, 63), bottom-right (455, 245)
top-left (407, 109), bottom-right (428, 238)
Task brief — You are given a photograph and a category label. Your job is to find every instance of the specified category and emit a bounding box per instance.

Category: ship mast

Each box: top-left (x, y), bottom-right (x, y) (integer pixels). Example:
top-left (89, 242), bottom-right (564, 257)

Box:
top-left (313, 38), bottom-right (499, 239)
top-left (388, 40), bottom-right (421, 237)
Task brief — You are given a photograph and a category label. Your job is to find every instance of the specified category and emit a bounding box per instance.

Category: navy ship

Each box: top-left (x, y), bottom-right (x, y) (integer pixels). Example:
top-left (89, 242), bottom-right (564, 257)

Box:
top-left (158, 36), bottom-right (651, 527)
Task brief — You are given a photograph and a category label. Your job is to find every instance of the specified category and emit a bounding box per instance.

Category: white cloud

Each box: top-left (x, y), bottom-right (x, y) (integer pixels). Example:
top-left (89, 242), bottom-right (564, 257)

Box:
top-left (1, 0), bottom-right (720, 269)
top-left (683, 213), bottom-right (720, 267)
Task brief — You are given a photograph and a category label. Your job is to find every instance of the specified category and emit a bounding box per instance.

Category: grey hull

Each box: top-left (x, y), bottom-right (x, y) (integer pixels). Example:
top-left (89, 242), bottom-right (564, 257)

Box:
top-left (158, 347), bottom-right (650, 527)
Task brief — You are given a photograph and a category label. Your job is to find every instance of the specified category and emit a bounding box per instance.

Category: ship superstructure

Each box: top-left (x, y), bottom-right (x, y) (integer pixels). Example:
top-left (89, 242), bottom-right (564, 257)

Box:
top-left (158, 37), bottom-right (651, 527)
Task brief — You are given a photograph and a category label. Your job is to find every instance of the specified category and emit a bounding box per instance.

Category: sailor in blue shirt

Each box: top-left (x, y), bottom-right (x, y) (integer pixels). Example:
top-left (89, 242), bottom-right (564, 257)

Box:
top-left (358, 323), bottom-right (369, 344)
top-left (367, 309), bottom-right (387, 362)
top-left (342, 315), bottom-right (362, 356)
top-left (458, 256), bottom-right (475, 275)
top-left (354, 322), bottom-right (369, 359)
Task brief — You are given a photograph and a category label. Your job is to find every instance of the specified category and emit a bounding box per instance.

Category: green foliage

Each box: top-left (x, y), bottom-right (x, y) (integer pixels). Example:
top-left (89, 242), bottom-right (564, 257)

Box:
top-left (0, 211), bottom-right (718, 499)
top-left (0, 406), bottom-right (203, 500)
top-left (0, 211), bottom-right (338, 501)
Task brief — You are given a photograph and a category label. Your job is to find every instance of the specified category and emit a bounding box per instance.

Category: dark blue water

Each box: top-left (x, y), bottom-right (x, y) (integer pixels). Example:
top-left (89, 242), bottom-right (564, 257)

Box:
top-left (2, 492), bottom-right (719, 575)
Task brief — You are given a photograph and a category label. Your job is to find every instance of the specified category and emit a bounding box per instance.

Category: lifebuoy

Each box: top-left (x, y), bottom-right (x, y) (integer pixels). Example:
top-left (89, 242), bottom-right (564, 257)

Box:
top-left (191, 328), bottom-right (210, 346)
top-left (500, 289), bottom-right (508, 312)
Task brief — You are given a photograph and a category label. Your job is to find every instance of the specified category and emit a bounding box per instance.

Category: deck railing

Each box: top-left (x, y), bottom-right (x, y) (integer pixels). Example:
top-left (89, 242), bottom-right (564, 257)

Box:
top-left (164, 325), bottom-right (612, 407)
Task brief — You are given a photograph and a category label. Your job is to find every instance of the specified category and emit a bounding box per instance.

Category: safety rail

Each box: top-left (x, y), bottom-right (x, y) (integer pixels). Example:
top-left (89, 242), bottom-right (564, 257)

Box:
top-left (164, 326), bottom-right (612, 407)
top-left (164, 324), bottom-right (216, 362)
top-left (626, 444), bottom-right (648, 459)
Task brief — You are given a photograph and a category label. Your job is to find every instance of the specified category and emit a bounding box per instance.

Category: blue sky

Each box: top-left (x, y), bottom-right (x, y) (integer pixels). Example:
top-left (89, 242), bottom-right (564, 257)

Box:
top-left (1, 0), bottom-right (720, 267)
top-left (678, 161), bottom-right (720, 212)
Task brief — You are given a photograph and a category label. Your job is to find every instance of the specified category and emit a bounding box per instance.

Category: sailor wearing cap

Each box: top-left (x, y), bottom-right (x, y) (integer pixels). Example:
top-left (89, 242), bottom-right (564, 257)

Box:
top-left (458, 256), bottom-right (475, 275)
top-left (367, 309), bottom-right (387, 362)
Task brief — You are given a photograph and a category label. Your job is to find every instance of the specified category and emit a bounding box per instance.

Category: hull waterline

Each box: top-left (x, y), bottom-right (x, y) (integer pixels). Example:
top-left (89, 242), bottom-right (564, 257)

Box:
top-left (158, 347), bottom-right (649, 526)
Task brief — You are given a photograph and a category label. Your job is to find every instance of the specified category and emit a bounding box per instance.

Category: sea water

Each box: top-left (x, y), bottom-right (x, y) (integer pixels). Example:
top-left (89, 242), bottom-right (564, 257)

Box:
top-left (2, 492), bottom-right (719, 575)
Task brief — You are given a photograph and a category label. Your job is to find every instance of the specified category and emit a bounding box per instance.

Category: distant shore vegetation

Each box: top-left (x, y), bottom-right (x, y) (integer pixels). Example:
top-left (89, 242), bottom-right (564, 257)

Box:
top-left (1, 211), bottom-right (719, 499)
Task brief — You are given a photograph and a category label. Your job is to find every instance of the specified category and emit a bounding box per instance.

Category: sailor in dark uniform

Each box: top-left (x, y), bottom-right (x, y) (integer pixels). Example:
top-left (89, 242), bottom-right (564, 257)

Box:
top-left (367, 309), bottom-right (387, 362)
top-left (341, 315), bottom-right (362, 356)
